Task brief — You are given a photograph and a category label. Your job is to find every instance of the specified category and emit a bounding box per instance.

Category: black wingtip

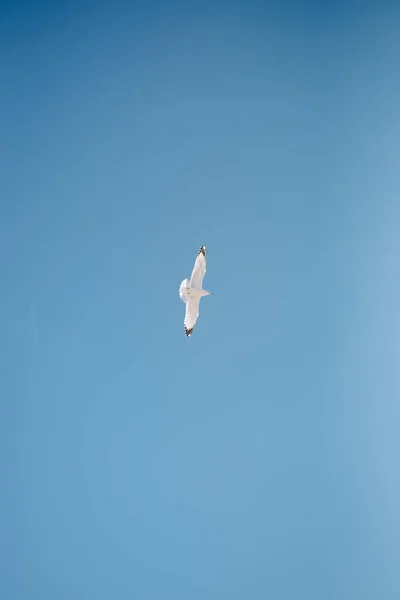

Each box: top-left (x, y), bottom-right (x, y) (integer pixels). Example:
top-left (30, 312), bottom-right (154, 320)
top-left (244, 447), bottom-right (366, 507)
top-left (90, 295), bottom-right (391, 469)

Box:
top-left (184, 326), bottom-right (194, 337)
top-left (199, 245), bottom-right (206, 256)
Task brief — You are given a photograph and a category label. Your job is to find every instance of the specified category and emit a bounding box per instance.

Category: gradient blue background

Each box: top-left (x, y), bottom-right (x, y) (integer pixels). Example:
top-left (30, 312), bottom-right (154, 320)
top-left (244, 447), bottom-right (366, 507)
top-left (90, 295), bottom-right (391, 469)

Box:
top-left (2, 1), bottom-right (400, 598)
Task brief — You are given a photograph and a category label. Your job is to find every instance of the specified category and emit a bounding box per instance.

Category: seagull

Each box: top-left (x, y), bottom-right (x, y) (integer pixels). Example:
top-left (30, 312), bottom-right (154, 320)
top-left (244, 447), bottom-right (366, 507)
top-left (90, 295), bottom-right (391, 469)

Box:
top-left (179, 245), bottom-right (212, 337)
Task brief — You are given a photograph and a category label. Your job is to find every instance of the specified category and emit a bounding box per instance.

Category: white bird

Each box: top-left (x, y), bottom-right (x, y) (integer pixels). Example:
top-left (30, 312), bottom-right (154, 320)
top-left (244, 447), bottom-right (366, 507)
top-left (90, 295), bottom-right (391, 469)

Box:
top-left (179, 245), bottom-right (212, 337)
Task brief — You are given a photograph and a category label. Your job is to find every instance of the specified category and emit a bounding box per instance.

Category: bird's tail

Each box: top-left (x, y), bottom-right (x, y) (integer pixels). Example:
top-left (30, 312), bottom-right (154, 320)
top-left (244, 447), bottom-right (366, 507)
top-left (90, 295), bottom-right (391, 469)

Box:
top-left (179, 279), bottom-right (190, 303)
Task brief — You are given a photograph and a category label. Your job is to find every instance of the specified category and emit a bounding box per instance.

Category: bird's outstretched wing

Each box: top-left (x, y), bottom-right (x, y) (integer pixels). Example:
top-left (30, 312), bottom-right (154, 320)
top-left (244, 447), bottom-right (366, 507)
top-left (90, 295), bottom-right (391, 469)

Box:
top-left (184, 297), bottom-right (200, 337)
top-left (190, 245), bottom-right (206, 289)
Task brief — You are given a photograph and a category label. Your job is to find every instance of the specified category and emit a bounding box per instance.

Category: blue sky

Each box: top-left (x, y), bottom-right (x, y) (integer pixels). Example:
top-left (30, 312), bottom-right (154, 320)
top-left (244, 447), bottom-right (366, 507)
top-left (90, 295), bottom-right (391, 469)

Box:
top-left (2, 1), bottom-right (400, 598)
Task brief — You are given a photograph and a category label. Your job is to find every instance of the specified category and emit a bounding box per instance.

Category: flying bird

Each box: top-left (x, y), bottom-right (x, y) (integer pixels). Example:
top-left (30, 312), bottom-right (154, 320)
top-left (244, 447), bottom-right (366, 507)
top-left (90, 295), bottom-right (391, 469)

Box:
top-left (179, 245), bottom-right (212, 336)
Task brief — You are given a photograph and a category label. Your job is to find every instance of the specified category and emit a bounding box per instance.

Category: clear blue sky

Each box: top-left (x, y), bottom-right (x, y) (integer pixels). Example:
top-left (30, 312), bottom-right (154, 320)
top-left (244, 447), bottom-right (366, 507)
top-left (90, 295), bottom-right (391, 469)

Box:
top-left (2, 1), bottom-right (400, 598)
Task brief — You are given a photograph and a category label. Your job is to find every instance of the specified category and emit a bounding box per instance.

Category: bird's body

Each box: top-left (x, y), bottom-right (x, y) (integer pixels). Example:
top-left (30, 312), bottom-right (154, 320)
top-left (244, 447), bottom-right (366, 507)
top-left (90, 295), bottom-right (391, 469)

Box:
top-left (180, 286), bottom-right (210, 300)
top-left (179, 245), bottom-right (211, 336)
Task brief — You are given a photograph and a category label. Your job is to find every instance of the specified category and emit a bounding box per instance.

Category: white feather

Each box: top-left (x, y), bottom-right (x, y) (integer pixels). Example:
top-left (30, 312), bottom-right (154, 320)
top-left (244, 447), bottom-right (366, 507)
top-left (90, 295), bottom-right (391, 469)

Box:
top-left (184, 297), bottom-right (200, 337)
top-left (190, 248), bottom-right (206, 289)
